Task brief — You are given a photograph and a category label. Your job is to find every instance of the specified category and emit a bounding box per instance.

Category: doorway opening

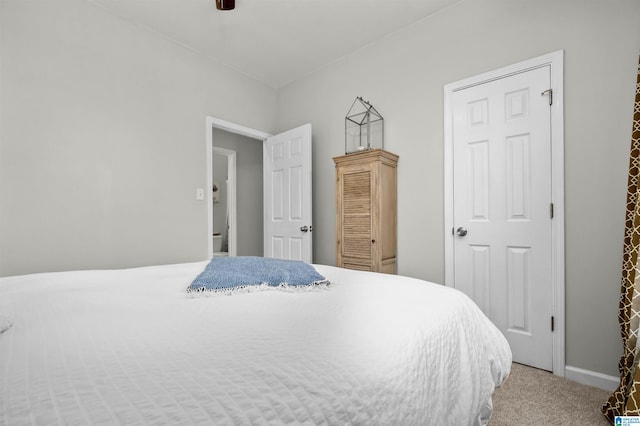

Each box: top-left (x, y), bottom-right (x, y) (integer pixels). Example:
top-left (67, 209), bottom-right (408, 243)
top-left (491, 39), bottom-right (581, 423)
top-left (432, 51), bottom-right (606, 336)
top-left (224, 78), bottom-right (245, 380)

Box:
top-left (206, 117), bottom-right (271, 259)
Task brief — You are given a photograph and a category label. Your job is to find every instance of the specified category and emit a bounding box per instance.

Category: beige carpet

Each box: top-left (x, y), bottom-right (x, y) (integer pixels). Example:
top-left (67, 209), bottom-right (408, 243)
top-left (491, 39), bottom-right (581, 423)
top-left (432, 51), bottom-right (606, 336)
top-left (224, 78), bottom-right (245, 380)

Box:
top-left (490, 363), bottom-right (612, 425)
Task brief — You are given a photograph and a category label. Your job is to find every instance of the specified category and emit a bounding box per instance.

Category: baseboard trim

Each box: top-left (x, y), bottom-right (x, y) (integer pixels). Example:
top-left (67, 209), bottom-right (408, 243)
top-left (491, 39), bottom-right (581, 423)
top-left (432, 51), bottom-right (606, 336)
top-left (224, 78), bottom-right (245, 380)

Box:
top-left (565, 365), bottom-right (619, 391)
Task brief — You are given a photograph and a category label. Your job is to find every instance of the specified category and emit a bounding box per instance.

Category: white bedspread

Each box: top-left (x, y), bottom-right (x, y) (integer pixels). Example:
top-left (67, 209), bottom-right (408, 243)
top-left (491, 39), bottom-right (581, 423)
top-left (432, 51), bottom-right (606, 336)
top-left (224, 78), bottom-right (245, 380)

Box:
top-left (0, 262), bottom-right (511, 426)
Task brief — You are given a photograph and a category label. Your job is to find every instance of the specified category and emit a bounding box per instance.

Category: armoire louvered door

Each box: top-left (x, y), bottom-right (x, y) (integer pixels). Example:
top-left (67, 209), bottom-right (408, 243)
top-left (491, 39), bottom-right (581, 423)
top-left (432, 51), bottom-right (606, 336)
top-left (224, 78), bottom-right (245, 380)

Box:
top-left (334, 149), bottom-right (398, 274)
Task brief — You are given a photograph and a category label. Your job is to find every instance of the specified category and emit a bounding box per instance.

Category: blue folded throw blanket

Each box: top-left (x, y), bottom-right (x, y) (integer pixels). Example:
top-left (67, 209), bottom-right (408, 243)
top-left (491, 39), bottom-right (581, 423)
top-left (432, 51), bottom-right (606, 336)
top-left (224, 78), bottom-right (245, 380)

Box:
top-left (189, 256), bottom-right (328, 293)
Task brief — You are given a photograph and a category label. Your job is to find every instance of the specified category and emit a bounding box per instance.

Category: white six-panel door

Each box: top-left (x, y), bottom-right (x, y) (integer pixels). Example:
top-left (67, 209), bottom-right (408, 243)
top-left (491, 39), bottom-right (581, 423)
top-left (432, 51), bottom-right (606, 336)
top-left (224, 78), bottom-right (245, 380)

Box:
top-left (451, 66), bottom-right (553, 371)
top-left (263, 124), bottom-right (313, 263)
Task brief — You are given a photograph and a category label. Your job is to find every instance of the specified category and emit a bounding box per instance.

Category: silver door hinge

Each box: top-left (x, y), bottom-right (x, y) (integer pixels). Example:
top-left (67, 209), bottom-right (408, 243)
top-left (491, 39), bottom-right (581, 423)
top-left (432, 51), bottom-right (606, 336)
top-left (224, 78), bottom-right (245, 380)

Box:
top-left (551, 316), bottom-right (555, 332)
top-left (550, 203), bottom-right (554, 219)
top-left (541, 89), bottom-right (553, 105)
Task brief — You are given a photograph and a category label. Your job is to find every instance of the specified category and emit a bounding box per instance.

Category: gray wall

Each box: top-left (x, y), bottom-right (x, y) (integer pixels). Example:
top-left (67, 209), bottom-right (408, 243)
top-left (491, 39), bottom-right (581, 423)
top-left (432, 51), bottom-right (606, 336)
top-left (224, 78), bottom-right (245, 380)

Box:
top-left (276, 0), bottom-right (640, 377)
top-left (0, 0), bottom-right (276, 276)
top-left (212, 129), bottom-right (263, 257)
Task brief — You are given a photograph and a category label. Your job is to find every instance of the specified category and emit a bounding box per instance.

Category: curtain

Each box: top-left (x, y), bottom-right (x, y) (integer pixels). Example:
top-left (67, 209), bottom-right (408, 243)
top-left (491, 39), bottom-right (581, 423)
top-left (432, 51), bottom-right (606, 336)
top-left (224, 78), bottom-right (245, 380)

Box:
top-left (603, 55), bottom-right (640, 422)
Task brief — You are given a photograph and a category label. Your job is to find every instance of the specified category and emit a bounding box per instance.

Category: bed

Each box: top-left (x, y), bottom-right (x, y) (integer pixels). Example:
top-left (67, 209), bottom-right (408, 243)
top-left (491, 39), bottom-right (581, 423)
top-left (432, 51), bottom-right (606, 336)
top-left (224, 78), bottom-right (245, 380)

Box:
top-left (0, 260), bottom-right (511, 426)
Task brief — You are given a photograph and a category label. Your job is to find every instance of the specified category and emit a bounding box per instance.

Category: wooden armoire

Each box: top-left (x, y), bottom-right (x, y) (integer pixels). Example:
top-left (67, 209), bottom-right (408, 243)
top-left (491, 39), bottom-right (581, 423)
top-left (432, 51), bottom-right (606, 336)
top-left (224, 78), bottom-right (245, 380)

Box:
top-left (333, 149), bottom-right (398, 274)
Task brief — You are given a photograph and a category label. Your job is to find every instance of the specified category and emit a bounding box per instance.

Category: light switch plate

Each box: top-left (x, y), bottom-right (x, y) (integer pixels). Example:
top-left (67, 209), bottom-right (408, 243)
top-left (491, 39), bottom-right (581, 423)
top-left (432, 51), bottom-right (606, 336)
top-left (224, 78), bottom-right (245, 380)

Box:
top-left (196, 188), bottom-right (205, 200)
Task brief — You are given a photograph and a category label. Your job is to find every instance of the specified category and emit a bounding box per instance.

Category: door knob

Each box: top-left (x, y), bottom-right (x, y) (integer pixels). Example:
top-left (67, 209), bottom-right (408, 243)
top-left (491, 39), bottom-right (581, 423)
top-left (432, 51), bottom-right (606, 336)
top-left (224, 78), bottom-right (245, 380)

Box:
top-left (456, 227), bottom-right (468, 237)
top-left (300, 226), bottom-right (309, 233)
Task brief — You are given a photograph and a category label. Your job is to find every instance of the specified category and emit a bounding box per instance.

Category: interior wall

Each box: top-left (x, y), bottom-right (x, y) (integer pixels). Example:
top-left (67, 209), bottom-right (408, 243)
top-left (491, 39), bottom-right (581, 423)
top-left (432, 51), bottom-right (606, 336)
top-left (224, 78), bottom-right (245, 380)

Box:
top-left (276, 0), bottom-right (640, 377)
top-left (0, 0), bottom-right (277, 276)
top-left (212, 129), bottom-right (263, 257)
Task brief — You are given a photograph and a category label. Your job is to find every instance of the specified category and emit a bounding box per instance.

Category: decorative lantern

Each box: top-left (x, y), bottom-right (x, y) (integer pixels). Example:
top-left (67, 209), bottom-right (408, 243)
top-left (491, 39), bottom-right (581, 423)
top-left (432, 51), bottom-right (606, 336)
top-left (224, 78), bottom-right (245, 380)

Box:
top-left (345, 97), bottom-right (384, 154)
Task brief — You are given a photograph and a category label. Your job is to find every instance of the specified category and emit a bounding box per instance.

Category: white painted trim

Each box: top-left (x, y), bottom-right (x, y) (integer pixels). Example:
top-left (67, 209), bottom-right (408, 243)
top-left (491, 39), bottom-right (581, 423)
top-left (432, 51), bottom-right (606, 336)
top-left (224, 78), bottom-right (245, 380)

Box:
top-left (443, 50), bottom-right (565, 376)
top-left (565, 365), bottom-right (619, 392)
top-left (205, 116), bottom-right (272, 259)
top-left (549, 50), bottom-right (566, 380)
top-left (213, 147), bottom-right (237, 257)
top-left (208, 116), bottom-right (272, 141)
top-left (206, 124), bottom-right (214, 259)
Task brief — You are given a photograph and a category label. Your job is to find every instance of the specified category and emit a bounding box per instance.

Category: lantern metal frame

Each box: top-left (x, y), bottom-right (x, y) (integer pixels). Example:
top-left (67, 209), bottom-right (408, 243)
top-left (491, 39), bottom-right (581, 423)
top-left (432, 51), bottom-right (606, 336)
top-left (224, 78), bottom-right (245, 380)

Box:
top-left (345, 97), bottom-right (384, 154)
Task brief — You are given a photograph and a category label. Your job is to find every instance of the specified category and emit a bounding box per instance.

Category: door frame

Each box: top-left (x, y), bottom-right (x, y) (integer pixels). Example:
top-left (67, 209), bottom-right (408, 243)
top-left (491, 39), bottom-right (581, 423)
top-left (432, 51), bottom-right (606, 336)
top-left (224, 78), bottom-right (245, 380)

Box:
top-left (443, 50), bottom-right (565, 376)
top-left (212, 146), bottom-right (237, 256)
top-left (205, 116), bottom-right (272, 259)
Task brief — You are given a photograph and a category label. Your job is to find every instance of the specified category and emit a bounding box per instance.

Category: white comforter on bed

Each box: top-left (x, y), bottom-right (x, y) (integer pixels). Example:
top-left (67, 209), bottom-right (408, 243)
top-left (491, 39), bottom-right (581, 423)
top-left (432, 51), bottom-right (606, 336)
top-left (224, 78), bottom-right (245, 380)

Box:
top-left (0, 262), bottom-right (511, 426)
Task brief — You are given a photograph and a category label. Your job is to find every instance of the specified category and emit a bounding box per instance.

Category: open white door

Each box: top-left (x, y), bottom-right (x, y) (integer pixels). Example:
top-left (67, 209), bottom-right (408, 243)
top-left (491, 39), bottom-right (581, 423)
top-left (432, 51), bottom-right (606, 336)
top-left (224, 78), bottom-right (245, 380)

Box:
top-left (263, 124), bottom-right (313, 262)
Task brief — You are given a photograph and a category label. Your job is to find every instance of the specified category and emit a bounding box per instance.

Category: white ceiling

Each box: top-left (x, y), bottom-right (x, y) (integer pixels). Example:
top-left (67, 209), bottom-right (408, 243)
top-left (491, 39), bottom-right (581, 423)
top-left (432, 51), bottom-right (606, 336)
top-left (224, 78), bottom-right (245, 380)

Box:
top-left (89, 0), bottom-right (462, 88)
